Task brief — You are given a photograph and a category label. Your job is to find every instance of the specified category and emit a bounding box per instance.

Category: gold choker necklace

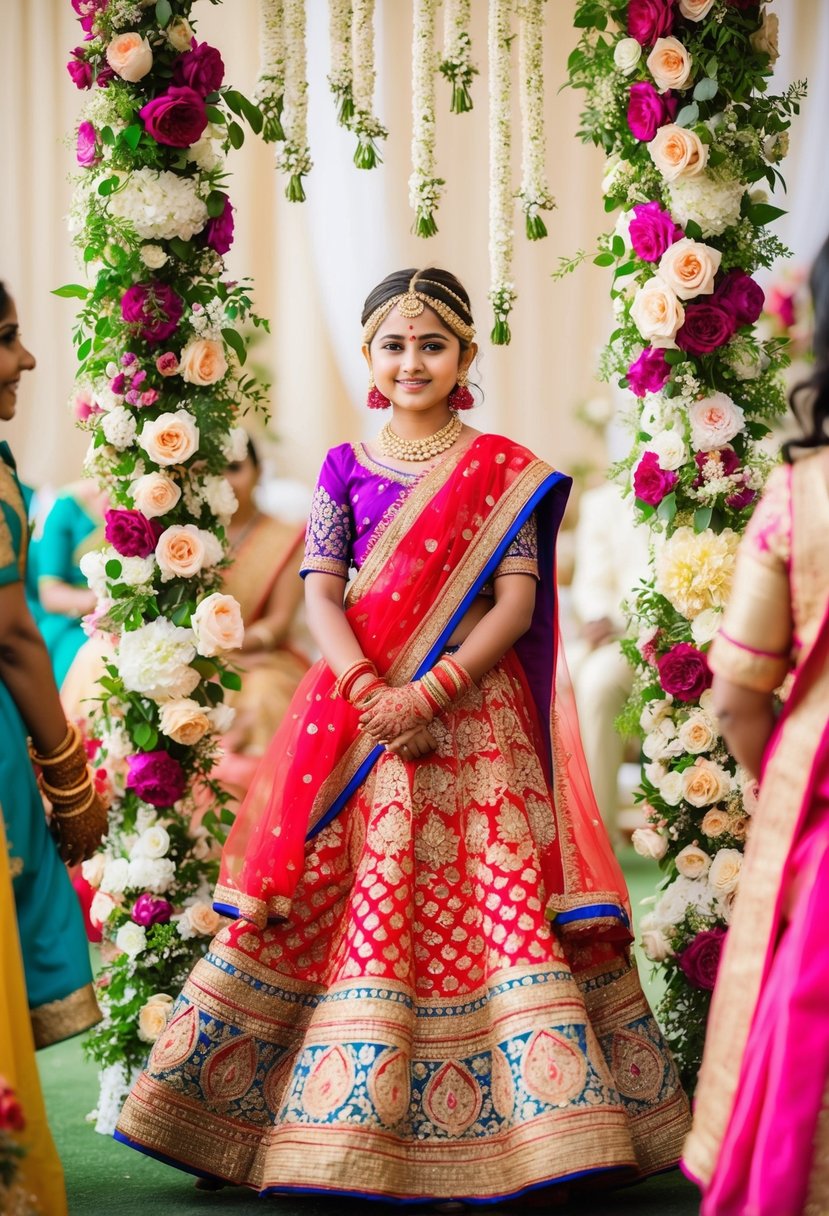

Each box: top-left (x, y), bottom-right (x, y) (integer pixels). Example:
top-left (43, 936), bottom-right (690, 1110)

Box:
top-left (378, 414), bottom-right (462, 462)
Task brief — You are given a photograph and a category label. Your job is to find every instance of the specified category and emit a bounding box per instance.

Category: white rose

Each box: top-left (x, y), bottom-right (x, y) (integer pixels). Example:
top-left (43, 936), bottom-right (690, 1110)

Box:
top-left (115, 921), bottom-right (147, 959)
top-left (140, 244), bottom-right (168, 270)
top-left (138, 409), bottom-right (199, 467)
top-left (643, 719), bottom-right (684, 761)
top-left (81, 853), bottom-right (107, 888)
top-left (130, 471), bottom-right (182, 519)
top-left (659, 238), bottom-right (721, 301)
top-left (646, 429), bottom-right (688, 472)
top-left (631, 828), bottom-right (668, 861)
top-left (209, 702), bottom-right (236, 734)
top-left (640, 915), bottom-right (674, 961)
top-left (130, 825), bottom-right (171, 860)
top-left (101, 405), bottom-right (138, 450)
top-left (675, 843), bottom-right (711, 879)
top-left (102, 723), bottom-right (131, 762)
top-left (647, 37), bottom-right (693, 93)
top-left (89, 890), bottom-right (117, 928)
top-left (691, 607), bottom-right (722, 646)
top-left (678, 713), bottom-right (718, 754)
top-left (80, 549), bottom-right (109, 599)
top-left (750, 12), bottom-right (779, 63)
top-left (688, 393), bottom-right (746, 450)
top-left (100, 857), bottom-right (130, 894)
top-left (614, 37), bottom-right (642, 75)
top-left (644, 761), bottom-right (668, 787)
top-left (640, 699), bottom-right (673, 731)
top-left (127, 856), bottom-right (176, 894)
top-left (649, 124), bottom-right (709, 182)
top-left (191, 592), bottom-right (245, 657)
top-left (631, 276), bottom-right (685, 348)
top-left (708, 847), bottom-right (742, 895)
top-left (678, 0), bottom-right (714, 18)
top-left (659, 770), bottom-right (685, 806)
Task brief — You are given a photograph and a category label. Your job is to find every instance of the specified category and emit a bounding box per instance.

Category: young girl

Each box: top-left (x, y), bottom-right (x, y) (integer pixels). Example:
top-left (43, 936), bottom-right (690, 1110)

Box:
top-left (117, 268), bottom-right (689, 1205)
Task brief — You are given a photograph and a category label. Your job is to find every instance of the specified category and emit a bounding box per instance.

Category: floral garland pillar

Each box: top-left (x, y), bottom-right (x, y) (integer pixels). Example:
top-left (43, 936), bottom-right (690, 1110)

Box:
top-left (488, 0), bottom-right (517, 345)
top-left (410, 0), bottom-right (444, 236)
top-left (568, 0), bottom-right (800, 1085)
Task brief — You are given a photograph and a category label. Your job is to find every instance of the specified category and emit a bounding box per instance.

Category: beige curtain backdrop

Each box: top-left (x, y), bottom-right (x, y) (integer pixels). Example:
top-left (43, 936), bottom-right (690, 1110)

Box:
top-left (1, 0), bottom-right (825, 497)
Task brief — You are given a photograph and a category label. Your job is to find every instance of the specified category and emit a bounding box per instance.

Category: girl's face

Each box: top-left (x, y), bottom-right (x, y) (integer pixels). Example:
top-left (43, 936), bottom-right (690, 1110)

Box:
top-left (0, 300), bottom-right (36, 422)
top-left (365, 304), bottom-right (473, 415)
top-left (224, 453), bottom-right (258, 510)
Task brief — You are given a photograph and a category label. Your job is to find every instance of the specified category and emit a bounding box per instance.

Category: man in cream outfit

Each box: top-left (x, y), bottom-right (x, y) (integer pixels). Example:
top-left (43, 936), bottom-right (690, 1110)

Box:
top-left (569, 479), bottom-right (650, 841)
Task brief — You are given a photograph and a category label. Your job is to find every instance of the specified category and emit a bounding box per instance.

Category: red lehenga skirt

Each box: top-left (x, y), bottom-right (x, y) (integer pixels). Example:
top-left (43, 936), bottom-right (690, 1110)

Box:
top-left (116, 663), bottom-right (689, 1202)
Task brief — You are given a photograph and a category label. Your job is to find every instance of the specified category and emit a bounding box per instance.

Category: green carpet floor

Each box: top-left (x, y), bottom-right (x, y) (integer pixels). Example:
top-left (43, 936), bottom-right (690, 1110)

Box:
top-left (37, 850), bottom-right (699, 1215)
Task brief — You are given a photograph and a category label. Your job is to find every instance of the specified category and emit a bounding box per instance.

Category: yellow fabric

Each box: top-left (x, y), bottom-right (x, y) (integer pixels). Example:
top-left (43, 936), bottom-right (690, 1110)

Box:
top-left (0, 815), bottom-right (68, 1216)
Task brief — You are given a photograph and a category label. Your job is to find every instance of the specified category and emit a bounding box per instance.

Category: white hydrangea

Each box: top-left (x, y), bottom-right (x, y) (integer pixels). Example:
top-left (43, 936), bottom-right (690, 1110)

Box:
top-left (118, 618), bottom-right (199, 701)
top-left (200, 475), bottom-right (238, 521)
top-left (185, 128), bottom-right (223, 173)
top-left (107, 168), bottom-right (209, 242)
top-left (667, 173), bottom-right (745, 238)
top-left (221, 426), bottom-right (249, 463)
top-left (118, 553), bottom-right (157, 588)
top-left (126, 856), bottom-right (176, 894)
top-left (101, 405), bottom-right (138, 450)
top-left (652, 874), bottom-right (718, 930)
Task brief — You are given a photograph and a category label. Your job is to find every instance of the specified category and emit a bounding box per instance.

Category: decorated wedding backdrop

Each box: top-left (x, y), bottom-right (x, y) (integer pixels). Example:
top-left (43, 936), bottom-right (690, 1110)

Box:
top-left (60, 0), bottom-right (799, 1116)
top-left (568, 0), bottom-right (800, 1084)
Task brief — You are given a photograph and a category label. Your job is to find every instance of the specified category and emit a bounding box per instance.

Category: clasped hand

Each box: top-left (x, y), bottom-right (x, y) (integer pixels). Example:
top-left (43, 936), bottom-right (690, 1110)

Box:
top-left (357, 684), bottom-right (437, 759)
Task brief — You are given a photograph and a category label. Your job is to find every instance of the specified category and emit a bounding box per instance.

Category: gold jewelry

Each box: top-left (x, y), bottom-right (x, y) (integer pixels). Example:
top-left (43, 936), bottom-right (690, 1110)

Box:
top-left (362, 271), bottom-right (476, 345)
top-left (457, 367), bottom-right (469, 388)
top-left (378, 413), bottom-right (462, 462)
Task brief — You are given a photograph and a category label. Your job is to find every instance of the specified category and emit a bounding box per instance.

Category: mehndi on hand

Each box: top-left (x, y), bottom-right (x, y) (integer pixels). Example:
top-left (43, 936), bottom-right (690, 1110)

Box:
top-left (358, 656), bottom-right (475, 743)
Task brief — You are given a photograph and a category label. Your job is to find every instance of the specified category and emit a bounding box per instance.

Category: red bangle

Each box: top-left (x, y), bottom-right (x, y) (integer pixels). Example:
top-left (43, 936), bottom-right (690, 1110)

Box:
top-left (334, 659), bottom-right (378, 702)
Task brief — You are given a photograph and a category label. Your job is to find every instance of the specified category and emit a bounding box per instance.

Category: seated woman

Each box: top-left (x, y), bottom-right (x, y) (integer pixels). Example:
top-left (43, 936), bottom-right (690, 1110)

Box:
top-left (36, 480), bottom-right (106, 687)
top-left (213, 438), bottom-right (309, 799)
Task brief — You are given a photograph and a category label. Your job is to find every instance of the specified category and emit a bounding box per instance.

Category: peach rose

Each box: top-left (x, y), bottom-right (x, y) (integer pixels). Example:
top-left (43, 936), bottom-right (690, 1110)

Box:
top-left (191, 592), bottom-right (245, 657)
top-left (631, 276), bottom-right (685, 348)
top-left (683, 758), bottom-right (731, 807)
top-left (640, 921), bottom-right (674, 962)
top-left (179, 339), bottom-right (228, 387)
top-left (631, 827), bottom-right (668, 861)
top-left (106, 33), bottom-right (153, 83)
top-left (675, 843), bottom-right (711, 879)
top-left (130, 471), bottom-right (182, 519)
top-left (678, 713), bottom-right (717, 755)
top-left (700, 808), bottom-right (731, 838)
top-left (708, 847), bottom-right (742, 895)
top-left (167, 16), bottom-right (194, 51)
top-left (186, 902), bottom-right (222, 936)
top-left (158, 698), bottom-right (212, 746)
top-left (750, 12), bottom-right (779, 63)
top-left (678, 0), bottom-right (714, 17)
top-left (658, 238), bottom-right (721, 300)
top-left (647, 37), bottom-right (693, 93)
top-left (688, 393), bottom-right (745, 449)
top-left (730, 815), bottom-right (749, 841)
top-left (741, 778), bottom-right (761, 816)
top-left (649, 124), bottom-right (709, 181)
top-left (138, 409), bottom-right (200, 468)
top-left (138, 993), bottom-right (174, 1044)
top-left (155, 524), bottom-right (222, 582)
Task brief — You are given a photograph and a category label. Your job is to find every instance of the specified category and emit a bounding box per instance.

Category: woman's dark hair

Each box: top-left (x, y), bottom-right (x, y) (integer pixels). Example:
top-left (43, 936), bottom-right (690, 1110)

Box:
top-left (361, 267), bottom-right (475, 350)
top-left (0, 282), bottom-right (9, 320)
top-left (246, 434), bottom-right (260, 469)
top-left (783, 234), bottom-right (829, 461)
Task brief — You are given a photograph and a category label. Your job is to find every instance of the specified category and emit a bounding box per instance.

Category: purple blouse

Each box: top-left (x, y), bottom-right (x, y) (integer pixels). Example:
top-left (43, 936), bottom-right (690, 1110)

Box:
top-left (301, 442), bottom-right (539, 584)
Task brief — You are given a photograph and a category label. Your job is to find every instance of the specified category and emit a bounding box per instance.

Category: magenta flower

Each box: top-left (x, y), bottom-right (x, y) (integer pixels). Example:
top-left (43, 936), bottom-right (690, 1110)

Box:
top-left (105, 509), bottom-right (164, 559)
top-left (695, 446), bottom-right (740, 478)
top-left (677, 302), bottom-right (736, 356)
top-left (140, 389), bottom-right (160, 407)
top-left (657, 643), bottom-right (713, 702)
top-left (627, 0), bottom-right (674, 46)
top-left (172, 41), bottom-right (225, 96)
top-left (633, 451), bottom-right (678, 507)
top-left (139, 86), bottom-right (208, 148)
top-left (677, 927), bottom-right (727, 991)
top-left (726, 484), bottom-right (758, 511)
top-left (121, 281), bottom-right (184, 346)
top-left (71, 0), bottom-right (108, 33)
top-left (627, 347), bottom-right (671, 397)
top-left (131, 893), bottom-right (173, 927)
top-left (629, 201), bottom-right (685, 263)
top-left (67, 47), bottom-right (93, 89)
top-left (76, 121), bottom-right (101, 167)
top-left (715, 269), bottom-right (765, 328)
top-left (156, 352), bottom-right (180, 377)
top-left (204, 195), bottom-right (235, 256)
top-left (627, 83), bottom-right (679, 144)
top-left (126, 751), bottom-right (187, 809)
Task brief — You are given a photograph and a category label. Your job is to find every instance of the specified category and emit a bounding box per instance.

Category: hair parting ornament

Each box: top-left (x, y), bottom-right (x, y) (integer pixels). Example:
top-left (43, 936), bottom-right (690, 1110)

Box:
top-left (362, 269), bottom-right (476, 346)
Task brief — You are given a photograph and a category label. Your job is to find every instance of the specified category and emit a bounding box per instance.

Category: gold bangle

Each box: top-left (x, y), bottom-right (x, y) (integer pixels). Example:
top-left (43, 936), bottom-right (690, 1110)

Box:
top-left (42, 766), bottom-right (94, 802)
top-left (31, 723), bottom-right (80, 767)
top-left (51, 787), bottom-right (97, 819)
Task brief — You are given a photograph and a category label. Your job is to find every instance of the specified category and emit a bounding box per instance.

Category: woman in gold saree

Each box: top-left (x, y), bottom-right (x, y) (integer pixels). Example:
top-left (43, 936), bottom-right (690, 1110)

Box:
top-left (116, 268), bottom-right (689, 1204)
top-left (684, 239), bottom-right (829, 1216)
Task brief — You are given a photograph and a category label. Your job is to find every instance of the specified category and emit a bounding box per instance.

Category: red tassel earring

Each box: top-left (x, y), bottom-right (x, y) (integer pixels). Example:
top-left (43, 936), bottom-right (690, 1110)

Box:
top-left (366, 370), bottom-right (391, 410)
top-left (448, 368), bottom-right (474, 411)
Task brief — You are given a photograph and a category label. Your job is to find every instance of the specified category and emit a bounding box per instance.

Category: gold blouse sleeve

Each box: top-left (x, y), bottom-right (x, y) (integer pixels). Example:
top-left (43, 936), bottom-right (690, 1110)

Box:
top-left (708, 466), bottom-right (793, 693)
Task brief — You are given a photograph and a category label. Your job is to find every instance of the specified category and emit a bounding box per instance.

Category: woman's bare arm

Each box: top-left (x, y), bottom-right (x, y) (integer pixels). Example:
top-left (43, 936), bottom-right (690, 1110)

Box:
top-left (304, 571), bottom-right (367, 676)
top-left (242, 545), bottom-right (305, 653)
top-left (0, 581), bottom-right (70, 752)
top-left (450, 574), bottom-right (536, 682)
top-left (711, 675), bottom-right (776, 780)
top-left (38, 578), bottom-right (96, 618)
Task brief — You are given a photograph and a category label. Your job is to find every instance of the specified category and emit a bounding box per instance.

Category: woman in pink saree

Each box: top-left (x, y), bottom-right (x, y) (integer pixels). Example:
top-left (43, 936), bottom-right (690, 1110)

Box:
top-left (116, 268), bottom-right (688, 1204)
top-left (684, 238), bottom-right (829, 1215)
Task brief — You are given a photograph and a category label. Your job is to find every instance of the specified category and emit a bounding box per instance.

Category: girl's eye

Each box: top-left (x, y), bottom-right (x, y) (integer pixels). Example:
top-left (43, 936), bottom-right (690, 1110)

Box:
top-left (381, 342), bottom-right (403, 351)
top-left (423, 342), bottom-right (446, 352)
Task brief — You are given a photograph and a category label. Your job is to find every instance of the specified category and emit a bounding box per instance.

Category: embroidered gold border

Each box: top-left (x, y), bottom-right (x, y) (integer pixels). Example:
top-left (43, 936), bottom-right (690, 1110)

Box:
top-left (31, 982), bottom-right (101, 1049)
top-left (351, 443), bottom-right (418, 487)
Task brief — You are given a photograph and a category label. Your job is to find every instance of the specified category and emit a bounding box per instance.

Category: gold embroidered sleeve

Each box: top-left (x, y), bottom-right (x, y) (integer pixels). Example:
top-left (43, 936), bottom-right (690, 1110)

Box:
top-left (494, 514), bottom-right (539, 581)
top-left (301, 483), bottom-right (352, 580)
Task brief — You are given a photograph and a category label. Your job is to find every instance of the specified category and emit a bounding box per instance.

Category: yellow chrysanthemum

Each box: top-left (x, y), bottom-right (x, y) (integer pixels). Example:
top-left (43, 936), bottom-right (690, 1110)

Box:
top-left (655, 526), bottom-right (738, 620)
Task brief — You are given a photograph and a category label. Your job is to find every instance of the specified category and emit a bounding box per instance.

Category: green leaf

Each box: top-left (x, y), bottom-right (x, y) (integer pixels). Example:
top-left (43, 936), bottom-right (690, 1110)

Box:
top-left (693, 77), bottom-right (718, 102)
top-left (221, 327), bottom-right (247, 365)
top-left (105, 559), bottom-right (123, 579)
top-left (77, 337), bottom-right (92, 361)
top-left (168, 237), bottom-right (192, 260)
top-left (664, 349), bottom-right (686, 366)
top-left (133, 721), bottom-right (155, 749)
top-left (155, 0), bottom-right (172, 27)
top-left (227, 121), bottom-right (245, 150)
top-left (238, 94), bottom-right (264, 135)
top-left (206, 191), bottom-right (227, 218)
top-left (657, 493), bottom-right (677, 526)
top-left (100, 126), bottom-right (115, 146)
top-left (694, 507), bottom-right (713, 533)
top-left (611, 235), bottom-right (625, 257)
top-left (205, 106), bottom-right (226, 125)
top-left (675, 102), bottom-right (700, 128)
top-left (122, 124), bottom-right (142, 151)
top-left (613, 260), bottom-right (636, 280)
top-left (171, 604), bottom-right (192, 627)
top-left (222, 89), bottom-right (244, 117)
top-left (746, 202), bottom-right (787, 226)
top-left (220, 671), bottom-right (243, 691)
top-left (684, 220), bottom-right (703, 241)
top-left (52, 284), bottom-right (89, 300)
top-left (593, 252), bottom-right (615, 267)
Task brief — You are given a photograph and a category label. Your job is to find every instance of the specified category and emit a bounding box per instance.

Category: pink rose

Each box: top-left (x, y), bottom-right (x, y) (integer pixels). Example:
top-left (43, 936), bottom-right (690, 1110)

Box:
top-left (676, 301), bottom-right (735, 355)
top-left (677, 926), bottom-right (726, 991)
top-left (105, 508), bottom-right (164, 558)
top-left (627, 82), bottom-right (679, 143)
top-left (155, 352), bottom-right (180, 377)
top-left (126, 751), bottom-right (186, 809)
top-left (121, 282), bottom-right (184, 346)
top-left (172, 41), bottom-right (225, 96)
top-left (657, 642), bottom-right (712, 702)
top-left (0, 1090), bottom-right (26, 1134)
top-left (688, 393), bottom-right (745, 449)
top-left (627, 347), bottom-right (671, 397)
top-left (131, 893), bottom-right (173, 927)
top-left (76, 121), bottom-right (101, 167)
top-left (627, 0), bottom-right (674, 46)
top-left (139, 86), bottom-right (208, 149)
top-left (629, 200), bottom-right (685, 262)
top-left (633, 450), bottom-right (678, 506)
top-left (204, 195), bottom-right (235, 256)
top-left (714, 269), bottom-right (765, 328)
